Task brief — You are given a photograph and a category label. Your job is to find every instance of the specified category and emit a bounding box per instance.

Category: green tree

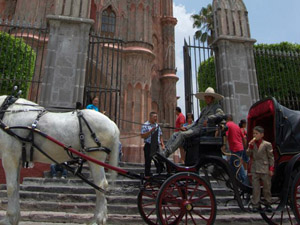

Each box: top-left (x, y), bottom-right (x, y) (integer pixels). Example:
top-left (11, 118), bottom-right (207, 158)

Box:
top-left (0, 32), bottom-right (36, 97)
top-left (191, 3), bottom-right (214, 44)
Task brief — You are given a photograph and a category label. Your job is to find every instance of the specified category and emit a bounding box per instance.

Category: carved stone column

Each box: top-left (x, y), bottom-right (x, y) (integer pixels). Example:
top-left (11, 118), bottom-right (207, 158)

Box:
top-left (160, 16), bottom-right (178, 131)
top-left (212, 0), bottom-right (259, 122)
top-left (39, 0), bottom-right (93, 109)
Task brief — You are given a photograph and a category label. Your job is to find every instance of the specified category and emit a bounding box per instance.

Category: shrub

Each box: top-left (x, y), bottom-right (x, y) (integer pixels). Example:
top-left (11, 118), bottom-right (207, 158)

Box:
top-left (0, 31), bottom-right (36, 97)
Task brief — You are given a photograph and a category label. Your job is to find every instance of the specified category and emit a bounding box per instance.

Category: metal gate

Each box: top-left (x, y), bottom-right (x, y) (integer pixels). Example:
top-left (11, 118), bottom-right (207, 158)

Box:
top-left (254, 46), bottom-right (300, 110)
top-left (0, 19), bottom-right (48, 102)
top-left (183, 37), bottom-right (214, 118)
top-left (84, 34), bottom-right (123, 124)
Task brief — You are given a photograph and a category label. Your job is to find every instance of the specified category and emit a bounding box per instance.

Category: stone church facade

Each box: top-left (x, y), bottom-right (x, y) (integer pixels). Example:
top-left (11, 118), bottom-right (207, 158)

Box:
top-left (0, 0), bottom-right (178, 163)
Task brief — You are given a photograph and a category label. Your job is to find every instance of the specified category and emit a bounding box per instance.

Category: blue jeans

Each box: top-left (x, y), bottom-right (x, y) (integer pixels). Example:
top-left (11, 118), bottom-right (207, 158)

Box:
top-left (242, 148), bottom-right (249, 163)
top-left (229, 151), bottom-right (248, 184)
top-left (50, 164), bottom-right (67, 177)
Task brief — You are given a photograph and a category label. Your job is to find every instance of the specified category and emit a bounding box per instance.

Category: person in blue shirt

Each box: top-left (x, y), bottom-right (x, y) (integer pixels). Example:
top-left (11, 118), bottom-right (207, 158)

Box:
top-left (86, 96), bottom-right (99, 111)
top-left (141, 112), bottom-right (165, 177)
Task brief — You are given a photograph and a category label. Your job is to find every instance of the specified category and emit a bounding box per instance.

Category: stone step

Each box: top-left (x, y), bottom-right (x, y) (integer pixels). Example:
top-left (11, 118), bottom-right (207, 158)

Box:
top-left (0, 210), bottom-right (282, 225)
top-left (0, 198), bottom-right (250, 214)
top-left (0, 190), bottom-right (251, 217)
top-left (19, 176), bottom-right (233, 190)
top-left (0, 189), bottom-right (243, 206)
top-left (43, 165), bottom-right (149, 178)
top-left (0, 162), bottom-right (263, 225)
top-left (22, 177), bottom-right (142, 186)
top-left (0, 185), bottom-right (236, 201)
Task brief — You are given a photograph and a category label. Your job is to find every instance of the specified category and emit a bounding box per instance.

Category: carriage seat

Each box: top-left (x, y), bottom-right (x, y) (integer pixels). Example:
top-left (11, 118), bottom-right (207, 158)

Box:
top-left (184, 127), bottom-right (225, 166)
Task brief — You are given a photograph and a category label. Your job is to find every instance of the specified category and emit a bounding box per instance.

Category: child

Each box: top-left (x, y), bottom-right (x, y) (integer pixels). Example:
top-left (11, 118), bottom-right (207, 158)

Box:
top-left (247, 126), bottom-right (274, 212)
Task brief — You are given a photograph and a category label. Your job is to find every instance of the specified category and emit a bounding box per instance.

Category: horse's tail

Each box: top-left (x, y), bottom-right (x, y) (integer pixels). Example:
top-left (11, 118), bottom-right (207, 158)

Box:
top-left (108, 123), bottom-right (120, 182)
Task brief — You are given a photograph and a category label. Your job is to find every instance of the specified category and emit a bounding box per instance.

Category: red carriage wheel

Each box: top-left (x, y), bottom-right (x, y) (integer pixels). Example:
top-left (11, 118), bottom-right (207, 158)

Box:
top-left (156, 172), bottom-right (216, 225)
top-left (260, 197), bottom-right (297, 225)
top-left (291, 171), bottom-right (300, 224)
top-left (138, 181), bottom-right (160, 225)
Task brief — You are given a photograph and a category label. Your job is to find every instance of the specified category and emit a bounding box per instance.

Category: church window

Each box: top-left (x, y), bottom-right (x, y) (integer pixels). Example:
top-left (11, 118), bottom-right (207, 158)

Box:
top-left (101, 6), bottom-right (116, 37)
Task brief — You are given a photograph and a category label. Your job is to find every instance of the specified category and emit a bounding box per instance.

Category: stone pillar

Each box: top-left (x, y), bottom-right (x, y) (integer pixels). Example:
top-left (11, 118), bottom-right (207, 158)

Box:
top-left (39, 0), bottom-right (93, 109)
top-left (212, 0), bottom-right (259, 122)
top-left (160, 16), bottom-right (178, 131)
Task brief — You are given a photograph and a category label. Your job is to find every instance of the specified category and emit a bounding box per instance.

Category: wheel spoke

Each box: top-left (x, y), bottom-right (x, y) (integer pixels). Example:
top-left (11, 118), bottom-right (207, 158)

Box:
top-left (138, 182), bottom-right (160, 225)
top-left (192, 208), bottom-right (210, 221)
top-left (190, 192), bottom-right (209, 203)
top-left (156, 172), bottom-right (216, 225)
top-left (189, 182), bottom-right (200, 199)
top-left (188, 211), bottom-right (198, 224)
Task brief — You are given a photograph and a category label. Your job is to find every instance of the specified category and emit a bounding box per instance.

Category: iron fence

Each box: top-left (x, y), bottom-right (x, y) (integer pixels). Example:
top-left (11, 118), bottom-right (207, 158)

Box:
top-left (184, 37), bottom-right (300, 112)
top-left (183, 37), bottom-right (214, 117)
top-left (0, 18), bottom-right (48, 102)
top-left (84, 34), bottom-right (123, 124)
top-left (254, 45), bottom-right (300, 110)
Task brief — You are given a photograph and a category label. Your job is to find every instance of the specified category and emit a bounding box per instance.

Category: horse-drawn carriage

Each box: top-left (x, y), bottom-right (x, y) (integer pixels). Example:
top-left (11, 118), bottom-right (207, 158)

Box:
top-left (137, 97), bottom-right (300, 225)
top-left (1, 91), bottom-right (300, 225)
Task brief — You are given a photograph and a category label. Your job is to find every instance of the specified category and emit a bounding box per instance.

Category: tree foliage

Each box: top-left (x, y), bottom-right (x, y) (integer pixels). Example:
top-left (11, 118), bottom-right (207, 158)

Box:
top-left (197, 42), bottom-right (300, 109)
top-left (0, 32), bottom-right (36, 97)
top-left (191, 3), bottom-right (214, 44)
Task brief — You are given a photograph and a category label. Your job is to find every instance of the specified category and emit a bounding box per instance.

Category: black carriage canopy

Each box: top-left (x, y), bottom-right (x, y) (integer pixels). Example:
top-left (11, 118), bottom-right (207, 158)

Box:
top-left (247, 97), bottom-right (300, 155)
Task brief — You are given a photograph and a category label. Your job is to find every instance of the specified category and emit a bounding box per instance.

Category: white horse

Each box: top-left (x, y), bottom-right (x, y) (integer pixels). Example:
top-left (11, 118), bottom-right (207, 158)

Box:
top-left (0, 96), bottom-right (120, 225)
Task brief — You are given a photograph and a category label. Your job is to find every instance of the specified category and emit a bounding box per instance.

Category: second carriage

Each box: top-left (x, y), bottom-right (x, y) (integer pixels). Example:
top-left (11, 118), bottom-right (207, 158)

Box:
top-left (138, 97), bottom-right (300, 225)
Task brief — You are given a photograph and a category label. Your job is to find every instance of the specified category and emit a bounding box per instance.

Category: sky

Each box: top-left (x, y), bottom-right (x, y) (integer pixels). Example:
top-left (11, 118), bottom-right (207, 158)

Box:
top-left (173, 0), bottom-right (300, 115)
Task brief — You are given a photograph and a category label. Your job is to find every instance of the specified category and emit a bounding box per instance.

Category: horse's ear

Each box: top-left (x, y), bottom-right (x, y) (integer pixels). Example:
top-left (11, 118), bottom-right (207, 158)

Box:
top-left (10, 86), bottom-right (22, 98)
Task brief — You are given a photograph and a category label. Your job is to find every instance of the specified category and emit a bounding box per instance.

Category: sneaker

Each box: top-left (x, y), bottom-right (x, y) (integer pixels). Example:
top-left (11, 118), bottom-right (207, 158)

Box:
top-left (52, 175), bottom-right (57, 179)
top-left (61, 176), bottom-right (66, 179)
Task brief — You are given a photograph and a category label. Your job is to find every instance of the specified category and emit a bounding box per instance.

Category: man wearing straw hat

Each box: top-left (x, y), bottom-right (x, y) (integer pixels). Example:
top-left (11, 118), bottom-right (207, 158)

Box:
top-left (162, 87), bottom-right (225, 158)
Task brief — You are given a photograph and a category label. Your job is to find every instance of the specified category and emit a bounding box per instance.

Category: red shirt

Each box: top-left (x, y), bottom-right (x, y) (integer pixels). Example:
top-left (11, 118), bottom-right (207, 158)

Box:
top-left (226, 121), bottom-right (244, 152)
top-left (241, 127), bottom-right (247, 138)
top-left (175, 113), bottom-right (185, 132)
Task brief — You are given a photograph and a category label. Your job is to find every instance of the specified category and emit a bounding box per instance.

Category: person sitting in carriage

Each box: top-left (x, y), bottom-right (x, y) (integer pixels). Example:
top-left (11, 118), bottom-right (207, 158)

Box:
top-left (162, 87), bottom-right (225, 159)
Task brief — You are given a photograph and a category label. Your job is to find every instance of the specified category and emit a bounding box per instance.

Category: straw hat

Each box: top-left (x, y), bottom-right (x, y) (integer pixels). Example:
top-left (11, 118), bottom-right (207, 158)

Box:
top-left (195, 87), bottom-right (224, 101)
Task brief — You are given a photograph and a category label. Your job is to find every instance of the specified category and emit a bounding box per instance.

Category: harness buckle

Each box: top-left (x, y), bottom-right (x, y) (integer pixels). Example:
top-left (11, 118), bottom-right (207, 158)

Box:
top-left (79, 133), bottom-right (85, 140)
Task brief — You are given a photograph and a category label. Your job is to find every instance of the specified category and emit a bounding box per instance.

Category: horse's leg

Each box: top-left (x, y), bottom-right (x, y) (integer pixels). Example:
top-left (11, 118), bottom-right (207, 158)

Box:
top-left (0, 154), bottom-right (21, 225)
top-left (87, 152), bottom-right (108, 225)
